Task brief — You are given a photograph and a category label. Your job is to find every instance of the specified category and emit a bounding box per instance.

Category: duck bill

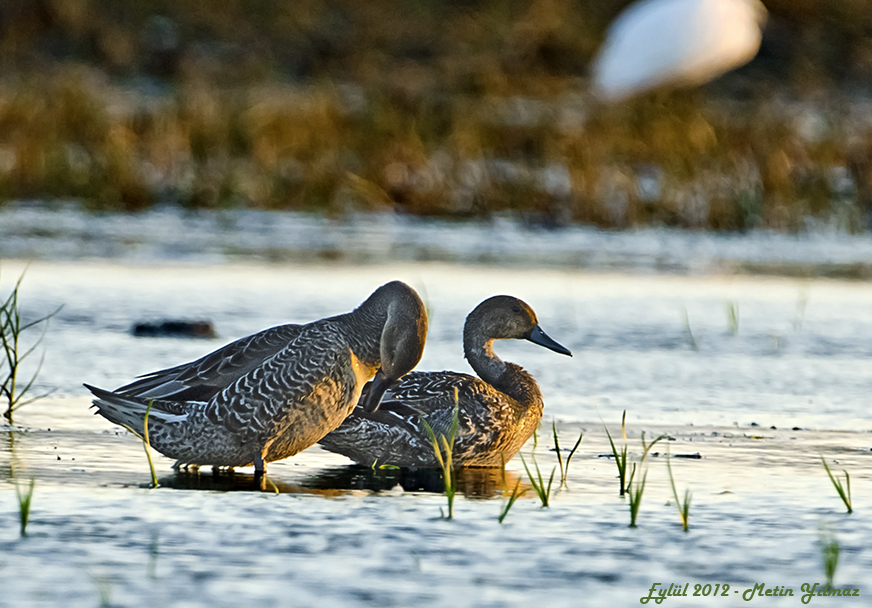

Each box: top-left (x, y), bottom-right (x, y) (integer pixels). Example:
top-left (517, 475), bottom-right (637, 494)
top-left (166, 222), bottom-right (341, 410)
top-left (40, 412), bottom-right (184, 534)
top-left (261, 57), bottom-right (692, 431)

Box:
top-left (359, 368), bottom-right (393, 413)
top-left (526, 325), bottom-right (572, 356)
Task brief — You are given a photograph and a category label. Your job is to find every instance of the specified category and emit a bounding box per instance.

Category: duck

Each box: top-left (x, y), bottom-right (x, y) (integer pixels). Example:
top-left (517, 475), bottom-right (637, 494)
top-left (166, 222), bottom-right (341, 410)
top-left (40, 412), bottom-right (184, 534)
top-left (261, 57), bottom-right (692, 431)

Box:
top-left (318, 295), bottom-right (571, 468)
top-left (85, 280), bottom-right (428, 475)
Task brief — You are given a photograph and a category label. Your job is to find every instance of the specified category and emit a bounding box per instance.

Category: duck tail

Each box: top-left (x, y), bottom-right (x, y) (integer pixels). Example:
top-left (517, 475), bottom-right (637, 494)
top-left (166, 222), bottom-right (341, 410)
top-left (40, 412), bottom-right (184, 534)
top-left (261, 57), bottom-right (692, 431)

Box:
top-left (84, 383), bottom-right (185, 437)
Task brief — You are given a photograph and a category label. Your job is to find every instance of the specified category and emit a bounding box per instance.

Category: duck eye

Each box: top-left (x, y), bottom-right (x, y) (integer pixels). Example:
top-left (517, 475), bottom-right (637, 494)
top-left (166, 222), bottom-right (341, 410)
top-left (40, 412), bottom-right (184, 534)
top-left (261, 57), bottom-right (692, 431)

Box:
top-left (512, 306), bottom-right (521, 313)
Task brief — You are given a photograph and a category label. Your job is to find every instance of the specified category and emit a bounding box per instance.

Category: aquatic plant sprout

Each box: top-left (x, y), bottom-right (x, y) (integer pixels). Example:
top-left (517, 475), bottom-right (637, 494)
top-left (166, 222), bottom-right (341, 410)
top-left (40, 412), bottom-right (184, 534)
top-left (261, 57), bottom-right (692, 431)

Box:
top-left (820, 456), bottom-right (852, 514)
top-left (520, 452), bottom-right (555, 508)
top-left (603, 410), bottom-right (630, 496)
top-left (498, 479), bottom-right (526, 524)
top-left (1, 268), bottom-right (60, 424)
top-left (421, 388), bottom-right (460, 519)
top-left (666, 446), bottom-right (692, 531)
top-left (626, 463), bottom-right (646, 528)
top-left (626, 432), bottom-right (667, 528)
top-left (552, 420), bottom-right (583, 490)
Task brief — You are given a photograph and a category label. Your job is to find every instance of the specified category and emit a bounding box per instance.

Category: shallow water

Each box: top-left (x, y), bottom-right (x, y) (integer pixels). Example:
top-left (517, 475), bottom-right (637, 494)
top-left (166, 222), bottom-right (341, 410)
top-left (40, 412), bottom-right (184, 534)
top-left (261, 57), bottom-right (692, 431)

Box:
top-left (1, 259), bottom-right (871, 607)
top-left (4, 203), bottom-right (872, 277)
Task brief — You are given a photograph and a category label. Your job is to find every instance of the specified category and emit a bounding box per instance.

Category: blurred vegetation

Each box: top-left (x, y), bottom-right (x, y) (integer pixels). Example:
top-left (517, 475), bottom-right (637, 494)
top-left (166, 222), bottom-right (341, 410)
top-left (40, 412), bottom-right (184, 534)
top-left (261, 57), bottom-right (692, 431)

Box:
top-left (2, 0), bottom-right (872, 231)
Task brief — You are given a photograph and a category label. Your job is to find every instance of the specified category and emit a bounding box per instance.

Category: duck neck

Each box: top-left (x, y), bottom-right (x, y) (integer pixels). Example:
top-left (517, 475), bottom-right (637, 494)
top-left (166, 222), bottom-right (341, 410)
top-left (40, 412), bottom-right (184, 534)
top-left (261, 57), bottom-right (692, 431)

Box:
top-left (463, 329), bottom-right (540, 407)
top-left (342, 300), bottom-right (388, 365)
top-left (341, 281), bottom-right (426, 370)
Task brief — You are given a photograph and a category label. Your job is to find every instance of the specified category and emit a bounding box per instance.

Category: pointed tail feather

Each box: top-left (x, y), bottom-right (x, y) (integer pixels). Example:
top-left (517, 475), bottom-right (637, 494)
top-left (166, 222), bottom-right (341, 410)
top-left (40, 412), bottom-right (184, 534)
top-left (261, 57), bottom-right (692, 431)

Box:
top-left (84, 383), bottom-right (187, 437)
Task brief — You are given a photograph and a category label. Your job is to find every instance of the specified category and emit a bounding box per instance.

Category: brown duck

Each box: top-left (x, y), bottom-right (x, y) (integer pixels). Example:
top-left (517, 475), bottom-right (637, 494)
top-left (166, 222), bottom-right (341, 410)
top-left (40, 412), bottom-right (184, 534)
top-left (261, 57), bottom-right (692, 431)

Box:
top-left (319, 295), bottom-right (571, 468)
top-left (86, 281), bottom-right (428, 475)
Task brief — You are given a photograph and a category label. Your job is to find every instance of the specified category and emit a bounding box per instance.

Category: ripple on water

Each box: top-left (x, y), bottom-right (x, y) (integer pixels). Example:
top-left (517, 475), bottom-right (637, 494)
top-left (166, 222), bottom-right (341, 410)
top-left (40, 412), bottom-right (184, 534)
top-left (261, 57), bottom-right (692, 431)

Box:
top-left (1, 261), bottom-right (871, 606)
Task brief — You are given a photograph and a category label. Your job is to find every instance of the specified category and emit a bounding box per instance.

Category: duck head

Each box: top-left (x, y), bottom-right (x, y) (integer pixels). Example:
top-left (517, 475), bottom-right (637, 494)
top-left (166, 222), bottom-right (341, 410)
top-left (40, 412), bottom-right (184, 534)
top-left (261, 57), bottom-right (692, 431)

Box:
top-left (464, 295), bottom-right (572, 357)
top-left (358, 281), bottom-right (429, 412)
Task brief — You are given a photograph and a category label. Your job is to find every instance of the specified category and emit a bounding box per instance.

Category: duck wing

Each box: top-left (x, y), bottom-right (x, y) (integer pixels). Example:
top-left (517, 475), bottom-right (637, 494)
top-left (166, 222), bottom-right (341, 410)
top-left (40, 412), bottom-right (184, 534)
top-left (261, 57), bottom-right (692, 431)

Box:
top-left (321, 371), bottom-right (504, 467)
top-left (116, 323), bottom-right (304, 402)
top-left (378, 371), bottom-right (504, 440)
top-left (88, 321), bottom-right (359, 467)
top-left (198, 323), bottom-right (358, 445)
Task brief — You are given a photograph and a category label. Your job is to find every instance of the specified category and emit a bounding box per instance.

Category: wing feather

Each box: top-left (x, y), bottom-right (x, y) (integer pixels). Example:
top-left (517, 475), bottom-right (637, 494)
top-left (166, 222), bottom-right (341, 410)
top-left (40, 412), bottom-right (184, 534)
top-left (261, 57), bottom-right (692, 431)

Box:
top-left (117, 323), bottom-right (304, 401)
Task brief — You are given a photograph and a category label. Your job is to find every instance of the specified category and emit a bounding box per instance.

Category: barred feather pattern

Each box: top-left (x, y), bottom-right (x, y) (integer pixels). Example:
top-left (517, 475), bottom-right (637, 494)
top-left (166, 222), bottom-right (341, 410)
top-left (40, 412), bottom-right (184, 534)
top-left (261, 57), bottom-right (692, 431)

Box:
top-left (319, 295), bottom-right (570, 469)
top-left (91, 322), bottom-right (367, 466)
top-left (86, 281), bottom-right (427, 469)
top-left (319, 363), bottom-right (544, 468)
top-left (114, 323), bottom-right (306, 403)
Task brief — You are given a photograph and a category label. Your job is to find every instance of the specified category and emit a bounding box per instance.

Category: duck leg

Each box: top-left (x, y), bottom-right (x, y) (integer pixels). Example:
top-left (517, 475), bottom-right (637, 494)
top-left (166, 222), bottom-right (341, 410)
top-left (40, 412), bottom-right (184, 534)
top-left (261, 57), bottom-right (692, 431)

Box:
top-left (254, 452), bottom-right (266, 477)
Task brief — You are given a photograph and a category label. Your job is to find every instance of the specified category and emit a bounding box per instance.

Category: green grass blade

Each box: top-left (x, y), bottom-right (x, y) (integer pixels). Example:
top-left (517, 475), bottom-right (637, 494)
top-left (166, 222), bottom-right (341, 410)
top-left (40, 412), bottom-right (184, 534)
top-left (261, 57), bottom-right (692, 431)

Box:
top-left (520, 453), bottom-right (544, 506)
top-left (520, 453), bottom-right (536, 489)
top-left (499, 452), bottom-right (508, 491)
top-left (666, 447), bottom-right (691, 531)
top-left (820, 456), bottom-right (853, 513)
top-left (533, 452), bottom-right (544, 492)
top-left (846, 471), bottom-right (851, 508)
top-left (143, 400), bottom-right (159, 488)
top-left (498, 479), bottom-right (525, 524)
top-left (520, 452), bottom-right (553, 508)
top-left (628, 467), bottom-right (648, 528)
top-left (448, 387), bottom-right (460, 444)
top-left (553, 420), bottom-right (583, 490)
top-left (603, 422), bottom-right (627, 496)
top-left (420, 418), bottom-right (445, 470)
top-left (546, 466), bottom-right (556, 500)
top-left (565, 432), bottom-right (583, 469)
top-left (420, 393), bottom-right (459, 519)
top-left (552, 419), bottom-right (564, 482)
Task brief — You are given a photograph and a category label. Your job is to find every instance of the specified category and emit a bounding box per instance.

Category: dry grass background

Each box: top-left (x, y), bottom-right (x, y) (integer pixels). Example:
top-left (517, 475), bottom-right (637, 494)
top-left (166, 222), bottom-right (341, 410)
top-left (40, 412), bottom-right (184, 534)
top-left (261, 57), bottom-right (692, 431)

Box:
top-left (2, 0), bottom-right (872, 231)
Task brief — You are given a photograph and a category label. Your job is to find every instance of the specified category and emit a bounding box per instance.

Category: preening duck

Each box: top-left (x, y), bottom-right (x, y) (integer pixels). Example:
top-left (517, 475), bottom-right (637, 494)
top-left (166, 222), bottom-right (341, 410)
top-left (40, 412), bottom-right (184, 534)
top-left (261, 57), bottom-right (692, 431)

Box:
top-left (86, 281), bottom-right (428, 474)
top-left (319, 295), bottom-right (571, 468)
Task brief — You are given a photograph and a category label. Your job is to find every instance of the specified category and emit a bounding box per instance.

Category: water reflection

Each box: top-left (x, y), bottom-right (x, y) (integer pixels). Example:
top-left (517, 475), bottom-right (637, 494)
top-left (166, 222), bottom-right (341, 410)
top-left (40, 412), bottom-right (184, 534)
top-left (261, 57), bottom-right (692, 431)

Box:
top-left (1, 429), bottom-right (14, 479)
top-left (158, 465), bottom-right (519, 498)
top-left (155, 469), bottom-right (318, 495)
top-left (302, 465), bottom-right (519, 498)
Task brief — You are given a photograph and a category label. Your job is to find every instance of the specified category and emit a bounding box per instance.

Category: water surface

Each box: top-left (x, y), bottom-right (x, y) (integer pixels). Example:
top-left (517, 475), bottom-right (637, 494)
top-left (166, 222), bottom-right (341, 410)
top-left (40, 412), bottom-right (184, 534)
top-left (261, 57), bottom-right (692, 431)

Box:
top-left (1, 259), bottom-right (870, 607)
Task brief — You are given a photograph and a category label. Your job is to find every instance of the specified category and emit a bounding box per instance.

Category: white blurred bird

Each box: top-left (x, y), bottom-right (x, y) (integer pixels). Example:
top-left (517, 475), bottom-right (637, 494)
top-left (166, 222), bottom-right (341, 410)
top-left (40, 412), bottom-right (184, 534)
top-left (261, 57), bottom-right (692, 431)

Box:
top-left (592, 0), bottom-right (767, 102)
